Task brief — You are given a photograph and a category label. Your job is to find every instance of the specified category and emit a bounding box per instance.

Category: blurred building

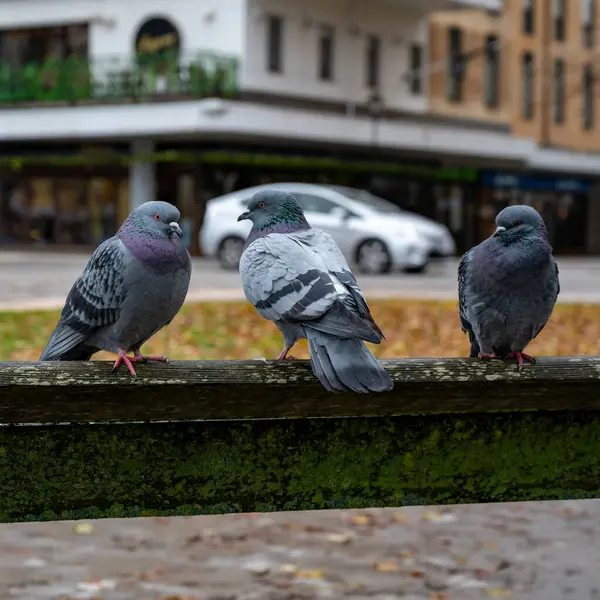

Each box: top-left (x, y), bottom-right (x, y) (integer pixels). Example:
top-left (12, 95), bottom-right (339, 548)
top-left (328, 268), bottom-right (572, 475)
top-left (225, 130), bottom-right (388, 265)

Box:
top-left (1, 0), bottom-right (598, 257)
top-left (0, 0), bottom-right (510, 253)
top-left (429, 0), bottom-right (600, 254)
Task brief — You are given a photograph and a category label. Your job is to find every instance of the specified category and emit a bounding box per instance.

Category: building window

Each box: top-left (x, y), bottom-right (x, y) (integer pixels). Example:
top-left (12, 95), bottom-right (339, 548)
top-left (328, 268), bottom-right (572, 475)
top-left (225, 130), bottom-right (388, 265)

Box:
top-left (366, 35), bottom-right (380, 88)
top-left (554, 0), bottom-right (566, 41)
top-left (583, 65), bottom-right (594, 129)
top-left (521, 51), bottom-right (534, 119)
top-left (266, 15), bottom-right (283, 73)
top-left (523, 0), bottom-right (535, 34)
top-left (317, 25), bottom-right (334, 81)
top-left (447, 27), bottom-right (464, 102)
top-left (583, 0), bottom-right (595, 47)
top-left (554, 58), bottom-right (565, 123)
top-left (409, 43), bottom-right (422, 95)
top-left (484, 35), bottom-right (499, 108)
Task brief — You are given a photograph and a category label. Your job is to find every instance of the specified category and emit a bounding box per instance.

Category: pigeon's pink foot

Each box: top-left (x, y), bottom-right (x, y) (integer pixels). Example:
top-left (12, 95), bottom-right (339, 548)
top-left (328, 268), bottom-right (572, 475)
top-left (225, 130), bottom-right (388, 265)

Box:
top-left (507, 352), bottom-right (536, 370)
top-left (112, 348), bottom-right (138, 378)
top-left (133, 349), bottom-right (169, 364)
top-left (275, 347), bottom-right (297, 362)
top-left (478, 352), bottom-right (498, 360)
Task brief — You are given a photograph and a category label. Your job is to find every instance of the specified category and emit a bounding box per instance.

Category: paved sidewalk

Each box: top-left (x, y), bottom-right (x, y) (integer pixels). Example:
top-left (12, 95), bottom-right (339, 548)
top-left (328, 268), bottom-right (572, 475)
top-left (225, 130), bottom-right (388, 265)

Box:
top-left (3, 251), bottom-right (600, 310)
top-left (0, 501), bottom-right (599, 599)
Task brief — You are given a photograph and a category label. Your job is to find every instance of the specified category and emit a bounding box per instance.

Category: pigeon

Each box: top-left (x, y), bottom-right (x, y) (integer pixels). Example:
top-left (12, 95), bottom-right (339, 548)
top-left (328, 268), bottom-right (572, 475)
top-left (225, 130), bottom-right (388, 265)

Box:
top-left (458, 204), bottom-right (559, 369)
top-left (238, 189), bottom-right (393, 393)
top-left (40, 201), bottom-right (191, 377)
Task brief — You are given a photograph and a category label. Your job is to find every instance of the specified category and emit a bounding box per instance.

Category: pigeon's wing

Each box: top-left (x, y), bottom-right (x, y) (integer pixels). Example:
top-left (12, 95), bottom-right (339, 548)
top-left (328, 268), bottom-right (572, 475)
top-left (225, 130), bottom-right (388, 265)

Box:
top-left (458, 247), bottom-right (480, 357)
top-left (458, 248), bottom-right (474, 334)
top-left (532, 258), bottom-right (560, 340)
top-left (41, 237), bottom-right (129, 360)
top-left (240, 231), bottom-right (382, 343)
top-left (305, 229), bottom-right (384, 339)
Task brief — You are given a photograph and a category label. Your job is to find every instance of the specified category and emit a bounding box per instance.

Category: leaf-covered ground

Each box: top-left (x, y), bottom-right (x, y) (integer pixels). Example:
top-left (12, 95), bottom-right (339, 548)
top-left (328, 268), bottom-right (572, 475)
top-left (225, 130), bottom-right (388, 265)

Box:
top-left (1, 501), bottom-right (599, 599)
top-left (1, 299), bottom-right (598, 361)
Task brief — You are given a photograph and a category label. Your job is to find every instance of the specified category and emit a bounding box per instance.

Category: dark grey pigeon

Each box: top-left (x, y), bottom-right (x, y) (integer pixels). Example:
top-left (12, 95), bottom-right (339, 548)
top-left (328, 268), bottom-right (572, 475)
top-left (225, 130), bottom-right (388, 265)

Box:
top-left (238, 189), bottom-right (393, 393)
top-left (40, 201), bottom-right (191, 377)
top-left (458, 204), bottom-right (559, 369)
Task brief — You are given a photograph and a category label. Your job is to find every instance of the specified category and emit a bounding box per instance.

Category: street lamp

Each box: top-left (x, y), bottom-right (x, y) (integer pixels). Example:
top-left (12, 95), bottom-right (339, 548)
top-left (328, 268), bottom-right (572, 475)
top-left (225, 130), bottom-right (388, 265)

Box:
top-left (367, 90), bottom-right (383, 151)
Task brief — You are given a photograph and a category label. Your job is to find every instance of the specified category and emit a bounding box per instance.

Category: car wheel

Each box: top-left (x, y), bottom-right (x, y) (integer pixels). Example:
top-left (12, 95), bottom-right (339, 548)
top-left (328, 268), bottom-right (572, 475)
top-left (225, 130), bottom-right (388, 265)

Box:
top-left (217, 236), bottom-right (245, 270)
top-left (356, 239), bottom-right (392, 275)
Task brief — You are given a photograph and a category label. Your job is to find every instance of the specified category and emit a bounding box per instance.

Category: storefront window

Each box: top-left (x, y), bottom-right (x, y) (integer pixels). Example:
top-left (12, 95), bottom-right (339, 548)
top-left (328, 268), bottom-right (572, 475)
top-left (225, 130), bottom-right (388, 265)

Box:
top-left (482, 174), bottom-right (589, 254)
top-left (0, 174), bottom-right (127, 246)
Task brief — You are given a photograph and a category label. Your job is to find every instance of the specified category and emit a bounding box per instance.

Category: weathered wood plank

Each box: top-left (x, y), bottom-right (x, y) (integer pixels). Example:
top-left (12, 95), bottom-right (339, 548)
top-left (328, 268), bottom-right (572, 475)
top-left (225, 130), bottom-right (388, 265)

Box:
top-left (1, 411), bottom-right (600, 522)
top-left (1, 357), bottom-right (600, 424)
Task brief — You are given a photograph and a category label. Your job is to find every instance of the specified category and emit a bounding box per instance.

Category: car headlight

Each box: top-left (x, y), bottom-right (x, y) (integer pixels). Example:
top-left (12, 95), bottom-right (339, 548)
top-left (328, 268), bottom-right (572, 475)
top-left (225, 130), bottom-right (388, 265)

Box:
top-left (394, 225), bottom-right (420, 241)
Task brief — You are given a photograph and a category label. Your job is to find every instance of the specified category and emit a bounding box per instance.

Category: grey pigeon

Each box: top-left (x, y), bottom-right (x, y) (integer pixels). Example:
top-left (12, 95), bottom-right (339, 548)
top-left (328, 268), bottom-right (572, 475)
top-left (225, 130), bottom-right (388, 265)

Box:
top-left (40, 201), bottom-right (191, 377)
top-left (458, 204), bottom-right (559, 368)
top-left (238, 190), bottom-right (393, 393)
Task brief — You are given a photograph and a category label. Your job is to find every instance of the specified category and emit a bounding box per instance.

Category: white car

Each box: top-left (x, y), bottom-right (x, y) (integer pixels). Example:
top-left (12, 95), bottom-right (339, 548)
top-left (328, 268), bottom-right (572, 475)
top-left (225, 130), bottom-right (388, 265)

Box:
top-left (200, 183), bottom-right (455, 274)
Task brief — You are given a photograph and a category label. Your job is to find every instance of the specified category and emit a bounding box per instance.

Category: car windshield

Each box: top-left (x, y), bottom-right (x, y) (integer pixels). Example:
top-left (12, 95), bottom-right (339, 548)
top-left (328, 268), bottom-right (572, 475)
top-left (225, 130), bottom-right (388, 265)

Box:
top-left (326, 186), bottom-right (403, 214)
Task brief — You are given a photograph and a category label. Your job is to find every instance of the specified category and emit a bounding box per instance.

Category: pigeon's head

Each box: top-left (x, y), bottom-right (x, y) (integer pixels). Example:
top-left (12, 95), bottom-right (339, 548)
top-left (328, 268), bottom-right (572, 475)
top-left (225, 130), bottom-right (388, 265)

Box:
top-left (494, 205), bottom-right (546, 240)
top-left (130, 201), bottom-right (183, 240)
top-left (237, 190), bottom-right (309, 231)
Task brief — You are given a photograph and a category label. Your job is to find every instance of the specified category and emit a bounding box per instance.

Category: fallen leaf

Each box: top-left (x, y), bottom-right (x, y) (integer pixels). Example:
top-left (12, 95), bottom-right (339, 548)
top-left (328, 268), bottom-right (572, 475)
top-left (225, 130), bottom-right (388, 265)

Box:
top-left (72, 522), bottom-right (94, 535)
top-left (392, 512), bottom-right (408, 524)
top-left (5, 299), bottom-right (600, 362)
top-left (303, 524), bottom-right (328, 533)
top-left (295, 569), bottom-right (325, 580)
top-left (486, 589), bottom-right (513, 598)
top-left (411, 570), bottom-right (425, 578)
top-left (374, 561), bottom-right (401, 572)
top-left (351, 514), bottom-right (372, 526)
top-left (480, 541), bottom-right (500, 551)
top-left (326, 532), bottom-right (354, 544)
top-left (344, 581), bottom-right (367, 592)
top-left (280, 564), bottom-right (298, 574)
top-left (398, 550), bottom-right (416, 560)
top-left (422, 511), bottom-right (457, 523)
top-left (429, 594), bottom-right (449, 600)
top-left (474, 567), bottom-right (495, 579)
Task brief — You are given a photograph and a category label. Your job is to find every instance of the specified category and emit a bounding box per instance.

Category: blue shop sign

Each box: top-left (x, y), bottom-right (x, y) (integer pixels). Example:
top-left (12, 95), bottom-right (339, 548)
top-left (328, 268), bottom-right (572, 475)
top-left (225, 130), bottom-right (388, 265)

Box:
top-left (481, 171), bottom-right (590, 194)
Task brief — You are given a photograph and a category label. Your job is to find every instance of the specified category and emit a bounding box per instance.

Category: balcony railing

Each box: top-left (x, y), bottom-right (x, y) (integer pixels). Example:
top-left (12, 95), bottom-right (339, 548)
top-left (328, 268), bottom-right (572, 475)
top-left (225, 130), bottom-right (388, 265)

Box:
top-left (0, 51), bottom-right (239, 105)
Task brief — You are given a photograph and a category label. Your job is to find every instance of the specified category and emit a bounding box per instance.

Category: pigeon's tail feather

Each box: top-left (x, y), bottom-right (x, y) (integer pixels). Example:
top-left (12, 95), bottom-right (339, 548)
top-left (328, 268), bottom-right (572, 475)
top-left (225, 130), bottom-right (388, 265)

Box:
top-left (40, 321), bottom-right (97, 361)
top-left (306, 329), bottom-right (393, 393)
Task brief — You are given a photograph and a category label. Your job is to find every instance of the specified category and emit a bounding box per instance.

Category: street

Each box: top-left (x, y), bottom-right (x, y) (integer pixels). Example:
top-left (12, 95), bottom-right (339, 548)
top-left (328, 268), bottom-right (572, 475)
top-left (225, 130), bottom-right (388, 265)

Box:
top-left (1, 251), bottom-right (600, 310)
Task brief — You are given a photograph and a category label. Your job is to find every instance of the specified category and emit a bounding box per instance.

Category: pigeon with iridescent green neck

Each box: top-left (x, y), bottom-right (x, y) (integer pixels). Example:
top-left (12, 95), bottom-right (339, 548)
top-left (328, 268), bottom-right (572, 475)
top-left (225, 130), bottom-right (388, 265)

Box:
top-left (238, 189), bottom-right (393, 393)
top-left (40, 201), bottom-right (191, 377)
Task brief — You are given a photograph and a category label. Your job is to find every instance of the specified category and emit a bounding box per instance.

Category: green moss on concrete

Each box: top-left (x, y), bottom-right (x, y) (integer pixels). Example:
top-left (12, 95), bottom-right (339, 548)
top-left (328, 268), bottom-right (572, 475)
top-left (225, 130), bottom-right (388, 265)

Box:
top-left (1, 411), bottom-right (600, 522)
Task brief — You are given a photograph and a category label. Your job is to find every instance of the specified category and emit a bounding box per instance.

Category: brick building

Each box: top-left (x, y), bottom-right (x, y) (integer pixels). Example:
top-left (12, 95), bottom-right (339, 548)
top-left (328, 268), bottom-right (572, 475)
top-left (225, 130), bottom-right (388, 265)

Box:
top-left (429, 0), bottom-right (600, 253)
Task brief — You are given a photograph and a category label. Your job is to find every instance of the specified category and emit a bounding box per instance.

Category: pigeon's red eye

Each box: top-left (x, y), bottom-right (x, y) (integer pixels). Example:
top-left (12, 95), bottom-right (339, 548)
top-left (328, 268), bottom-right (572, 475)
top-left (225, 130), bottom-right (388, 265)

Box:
top-left (513, 220), bottom-right (523, 226)
top-left (258, 202), bottom-right (265, 209)
top-left (153, 213), bottom-right (161, 221)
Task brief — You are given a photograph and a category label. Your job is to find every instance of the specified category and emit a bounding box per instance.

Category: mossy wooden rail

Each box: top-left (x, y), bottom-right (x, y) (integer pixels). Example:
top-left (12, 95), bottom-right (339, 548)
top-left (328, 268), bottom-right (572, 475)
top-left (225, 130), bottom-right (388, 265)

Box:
top-left (1, 357), bottom-right (600, 523)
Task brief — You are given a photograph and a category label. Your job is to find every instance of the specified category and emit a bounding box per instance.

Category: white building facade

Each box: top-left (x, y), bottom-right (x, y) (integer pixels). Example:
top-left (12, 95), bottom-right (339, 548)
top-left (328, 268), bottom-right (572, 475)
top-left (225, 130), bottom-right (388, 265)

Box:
top-left (0, 0), bottom-right (514, 209)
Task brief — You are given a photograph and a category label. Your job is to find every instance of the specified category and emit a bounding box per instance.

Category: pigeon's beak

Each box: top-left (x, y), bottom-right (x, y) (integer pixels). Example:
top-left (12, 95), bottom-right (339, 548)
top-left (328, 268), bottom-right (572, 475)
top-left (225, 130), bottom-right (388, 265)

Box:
top-left (237, 211), bottom-right (251, 222)
top-left (493, 226), bottom-right (506, 237)
top-left (169, 221), bottom-right (183, 238)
